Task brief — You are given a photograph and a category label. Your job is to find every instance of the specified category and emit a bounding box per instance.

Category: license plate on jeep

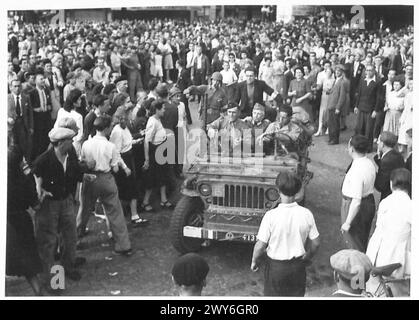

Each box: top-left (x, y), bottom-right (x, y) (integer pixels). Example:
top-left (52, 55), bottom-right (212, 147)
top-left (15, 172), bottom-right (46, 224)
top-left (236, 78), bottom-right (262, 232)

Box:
top-left (213, 184), bottom-right (224, 197)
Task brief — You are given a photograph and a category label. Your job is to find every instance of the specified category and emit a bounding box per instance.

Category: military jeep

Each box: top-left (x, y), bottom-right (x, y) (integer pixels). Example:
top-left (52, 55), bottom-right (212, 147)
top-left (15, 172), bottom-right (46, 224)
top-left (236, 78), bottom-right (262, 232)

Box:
top-left (169, 129), bottom-right (313, 254)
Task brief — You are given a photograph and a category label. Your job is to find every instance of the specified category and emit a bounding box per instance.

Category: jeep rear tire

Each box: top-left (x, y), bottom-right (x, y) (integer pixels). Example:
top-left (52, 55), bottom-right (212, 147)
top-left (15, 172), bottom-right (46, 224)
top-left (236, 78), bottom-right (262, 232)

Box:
top-left (170, 196), bottom-right (205, 254)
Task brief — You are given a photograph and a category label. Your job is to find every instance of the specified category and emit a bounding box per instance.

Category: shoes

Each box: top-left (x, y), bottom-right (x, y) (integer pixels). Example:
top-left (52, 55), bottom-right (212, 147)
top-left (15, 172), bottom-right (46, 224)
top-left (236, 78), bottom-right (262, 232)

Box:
top-left (340, 126), bottom-right (347, 131)
top-left (77, 227), bottom-right (90, 239)
top-left (325, 129), bottom-right (329, 135)
top-left (328, 141), bottom-right (339, 145)
top-left (314, 132), bottom-right (322, 137)
top-left (113, 249), bottom-right (134, 257)
top-left (66, 270), bottom-right (82, 281)
top-left (131, 218), bottom-right (150, 227)
top-left (140, 203), bottom-right (153, 212)
top-left (160, 201), bottom-right (174, 209)
top-left (74, 257), bottom-right (87, 268)
top-left (76, 241), bottom-right (88, 251)
top-left (43, 287), bottom-right (65, 296)
top-left (201, 240), bottom-right (211, 247)
top-left (373, 138), bottom-right (378, 143)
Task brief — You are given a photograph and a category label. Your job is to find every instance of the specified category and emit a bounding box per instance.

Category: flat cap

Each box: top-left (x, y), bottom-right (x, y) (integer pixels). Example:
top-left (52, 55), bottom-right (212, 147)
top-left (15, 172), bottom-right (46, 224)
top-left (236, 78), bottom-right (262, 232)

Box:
top-left (330, 249), bottom-right (372, 280)
top-left (48, 127), bottom-right (76, 142)
top-left (172, 253), bottom-right (209, 286)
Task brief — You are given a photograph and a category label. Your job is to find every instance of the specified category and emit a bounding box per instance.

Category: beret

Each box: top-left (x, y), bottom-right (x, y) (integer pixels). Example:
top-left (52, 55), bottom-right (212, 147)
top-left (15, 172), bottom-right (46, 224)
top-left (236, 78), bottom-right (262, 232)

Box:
top-left (171, 253), bottom-right (209, 286)
top-left (330, 249), bottom-right (372, 280)
top-left (48, 127), bottom-right (76, 142)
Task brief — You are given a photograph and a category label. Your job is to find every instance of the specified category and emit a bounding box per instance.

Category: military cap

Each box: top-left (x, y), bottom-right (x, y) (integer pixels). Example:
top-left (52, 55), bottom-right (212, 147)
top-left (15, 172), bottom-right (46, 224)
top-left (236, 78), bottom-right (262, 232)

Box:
top-left (253, 103), bottom-right (265, 113)
top-left (330, 249), bottom-right (372, 281)
top-left (171, 253), bottom-right (209, 286)
top-left (114, 75), bottom-right (128, 85)
top-left (48, 127), bottom-right (76, 143)
top-left (226, 102), bottom-right (239, 110)
top-left (278, 104), bottom-right (293, 117)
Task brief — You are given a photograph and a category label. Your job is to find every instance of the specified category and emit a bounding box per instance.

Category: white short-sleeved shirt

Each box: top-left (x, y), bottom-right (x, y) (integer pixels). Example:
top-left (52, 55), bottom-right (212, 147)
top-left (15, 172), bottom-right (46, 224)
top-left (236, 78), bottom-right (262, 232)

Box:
top-left (257, 202), bottom-right (320, 260)
top-left (341, 157), bottom-right (376, 199)
top-left (145, 116), bottom-right (167, 145)
top-left (81, 135), bottom-right (119, 172)
top-left (220, 69), bottom-right (238, 86)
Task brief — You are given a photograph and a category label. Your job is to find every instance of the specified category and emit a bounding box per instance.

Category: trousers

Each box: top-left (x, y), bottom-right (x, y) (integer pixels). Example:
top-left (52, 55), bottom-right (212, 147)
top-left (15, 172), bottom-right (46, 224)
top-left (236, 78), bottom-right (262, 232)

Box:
top-left (264, 257), bottom-right (307, 296)
top-left (328, 109), bottom-right (341, 143)
top-left (77, 172), bottom-right (131, 251)
top-left (35, 195), bottom-right (77, 282)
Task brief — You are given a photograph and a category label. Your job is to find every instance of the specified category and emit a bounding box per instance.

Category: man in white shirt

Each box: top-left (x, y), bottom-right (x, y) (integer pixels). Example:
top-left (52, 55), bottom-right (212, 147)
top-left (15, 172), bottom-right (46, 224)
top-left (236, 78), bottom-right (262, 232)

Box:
top-left (220, 61), bottom-right (238, 86)
top-left (251, 171), bottom-right (320, 296)
top-left (341, 135), bottom-right (376, 252)
top-left (78, 115), bottom-right (133, 256)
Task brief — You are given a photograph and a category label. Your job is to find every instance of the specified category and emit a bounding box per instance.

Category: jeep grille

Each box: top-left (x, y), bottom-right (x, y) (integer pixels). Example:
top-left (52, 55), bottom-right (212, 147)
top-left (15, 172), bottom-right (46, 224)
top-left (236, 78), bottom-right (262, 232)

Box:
top-left (212, 185), bottom-right (265, 209)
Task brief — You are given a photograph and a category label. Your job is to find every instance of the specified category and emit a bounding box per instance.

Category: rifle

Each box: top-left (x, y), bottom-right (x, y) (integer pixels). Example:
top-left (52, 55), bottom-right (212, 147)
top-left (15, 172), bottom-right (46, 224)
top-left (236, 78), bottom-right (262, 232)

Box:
top-left (201, 93), bottom-right (210, 162)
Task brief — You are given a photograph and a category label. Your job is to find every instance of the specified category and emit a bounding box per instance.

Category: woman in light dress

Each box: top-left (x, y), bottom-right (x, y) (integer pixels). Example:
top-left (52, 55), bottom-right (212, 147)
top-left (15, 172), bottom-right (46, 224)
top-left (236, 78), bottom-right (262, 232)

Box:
top-left (398, 80), bottom-right (413, 156)
top-left (366, 168), bottom-right (411, 297)
top-left (259, 57), bottom-right (275, 102)
top-left (314, 68), bottom-right (335, 136)
top-left (383, 79), bottom-right (404, 137)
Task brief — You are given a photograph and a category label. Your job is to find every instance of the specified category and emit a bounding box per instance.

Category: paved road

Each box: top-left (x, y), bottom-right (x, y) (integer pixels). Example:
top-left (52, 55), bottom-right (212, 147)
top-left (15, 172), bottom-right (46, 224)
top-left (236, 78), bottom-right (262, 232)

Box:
top-left (6, 104), bottom-right (379, 297)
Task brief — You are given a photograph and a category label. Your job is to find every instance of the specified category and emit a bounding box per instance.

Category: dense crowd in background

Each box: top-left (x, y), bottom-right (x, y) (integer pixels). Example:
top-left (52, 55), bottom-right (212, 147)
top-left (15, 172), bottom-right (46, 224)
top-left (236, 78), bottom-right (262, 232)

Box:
top-left (6, 10), bottom-right (413, 296)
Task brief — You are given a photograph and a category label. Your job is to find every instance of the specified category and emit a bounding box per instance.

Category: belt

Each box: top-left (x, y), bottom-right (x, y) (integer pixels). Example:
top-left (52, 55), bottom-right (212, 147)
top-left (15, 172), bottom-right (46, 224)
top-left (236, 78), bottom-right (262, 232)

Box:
top-left (342, 194), bottom-right (373, 201)
top-left (92, 170), bottom-right (111, 175)
top-left (268, 256), bottom-right (304, 263)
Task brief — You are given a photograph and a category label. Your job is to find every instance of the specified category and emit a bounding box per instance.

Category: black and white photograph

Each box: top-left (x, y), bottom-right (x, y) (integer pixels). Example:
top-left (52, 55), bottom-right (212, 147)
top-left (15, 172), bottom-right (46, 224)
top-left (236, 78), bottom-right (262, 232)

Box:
top-left (3, 0), bottom-right (416, 299)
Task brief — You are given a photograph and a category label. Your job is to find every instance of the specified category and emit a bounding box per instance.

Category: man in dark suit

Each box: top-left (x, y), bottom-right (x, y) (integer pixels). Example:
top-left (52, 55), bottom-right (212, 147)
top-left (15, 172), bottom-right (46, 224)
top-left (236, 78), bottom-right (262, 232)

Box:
top-left (234, 67), bottom-right (277, 118)
top-left (31, 71), bottom-right (53, 161)
top-left (354, 65), bottom-right (380, 151)
top-left (374, 132), bottom-right (405, 200)
top-left (326, 65), bottom-right (348, 145)
top-left (253, 45), bottom-right (264, 76)
top-left (175, 59), bottom-right (192, 125)
top-left (8, 79), bottom-right (34, 163)
top-left (350, 53), bottom-right (365, 110)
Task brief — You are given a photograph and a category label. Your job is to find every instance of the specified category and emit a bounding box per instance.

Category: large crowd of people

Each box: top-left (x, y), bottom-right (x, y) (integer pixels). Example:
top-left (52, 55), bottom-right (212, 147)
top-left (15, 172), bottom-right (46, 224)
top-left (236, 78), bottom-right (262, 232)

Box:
top-left (6, 9), bottom-right (413, 296)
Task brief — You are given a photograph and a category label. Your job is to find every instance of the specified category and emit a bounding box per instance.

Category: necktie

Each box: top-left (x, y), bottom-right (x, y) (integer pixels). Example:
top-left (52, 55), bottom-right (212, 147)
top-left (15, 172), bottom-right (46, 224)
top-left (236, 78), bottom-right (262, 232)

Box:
top-left (16, 96), bottom-right (21, 117)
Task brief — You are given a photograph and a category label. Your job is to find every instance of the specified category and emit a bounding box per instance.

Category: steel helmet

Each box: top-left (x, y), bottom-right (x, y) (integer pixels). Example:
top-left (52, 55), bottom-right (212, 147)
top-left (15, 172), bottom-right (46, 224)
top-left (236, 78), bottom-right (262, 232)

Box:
top-left (211, 72), bottom-right (223, 82)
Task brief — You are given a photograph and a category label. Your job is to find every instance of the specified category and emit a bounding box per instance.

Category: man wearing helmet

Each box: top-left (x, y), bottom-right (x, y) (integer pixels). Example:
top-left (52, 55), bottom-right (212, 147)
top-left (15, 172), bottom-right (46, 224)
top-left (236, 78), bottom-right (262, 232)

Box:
top-left (183, 71), bottom-right (228, 124)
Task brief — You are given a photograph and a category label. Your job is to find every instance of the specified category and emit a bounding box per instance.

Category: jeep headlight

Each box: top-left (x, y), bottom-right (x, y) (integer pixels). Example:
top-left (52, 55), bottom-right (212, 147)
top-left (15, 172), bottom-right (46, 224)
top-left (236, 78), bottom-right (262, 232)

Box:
top-left (266, 188), bottom-right (280, 201)
top-left (198, 184), bottom-right (212, 196)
